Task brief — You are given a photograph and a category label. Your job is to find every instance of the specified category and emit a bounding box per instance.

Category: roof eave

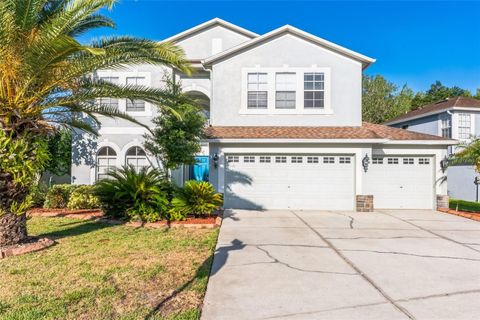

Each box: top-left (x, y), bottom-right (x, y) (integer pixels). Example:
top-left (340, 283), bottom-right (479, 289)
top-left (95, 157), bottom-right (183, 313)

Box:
top-left (204, 138), bottom-right (455, 145)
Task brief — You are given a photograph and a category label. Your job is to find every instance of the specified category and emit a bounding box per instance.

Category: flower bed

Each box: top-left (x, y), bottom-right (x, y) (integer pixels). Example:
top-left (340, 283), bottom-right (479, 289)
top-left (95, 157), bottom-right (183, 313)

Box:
top-left (438, 207), bottom-right (480, 222)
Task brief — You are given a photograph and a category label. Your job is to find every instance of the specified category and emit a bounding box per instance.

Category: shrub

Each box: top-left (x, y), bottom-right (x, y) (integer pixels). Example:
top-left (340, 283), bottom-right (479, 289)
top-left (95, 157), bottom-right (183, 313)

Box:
top-left (28, 183), bottom-right (49, 207)
top-left (67, 185), bottom-right (100, 210)
top-left (169, 180), bottom-right (223, 219)
top-left (94, 166), bottom-right (169, 221)
top-left (44, 184), bottom-right (77, 209)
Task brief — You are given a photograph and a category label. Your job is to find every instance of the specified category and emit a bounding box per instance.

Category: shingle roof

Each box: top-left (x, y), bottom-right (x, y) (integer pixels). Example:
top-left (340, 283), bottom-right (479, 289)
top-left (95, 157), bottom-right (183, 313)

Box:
top-left (205, 122), bottom-right (449, 141)
top-left (385, 97), bottom-right (480, 124)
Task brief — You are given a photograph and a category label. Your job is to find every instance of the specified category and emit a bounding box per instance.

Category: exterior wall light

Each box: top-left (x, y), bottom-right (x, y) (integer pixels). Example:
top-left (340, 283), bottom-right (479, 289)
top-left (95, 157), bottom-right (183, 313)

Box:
top-left (212, 153), bottom-right (219, 168)
top-left (440, 155), bottom-right (449, 173)
top-left (362, 154), bottom-right (370, 172)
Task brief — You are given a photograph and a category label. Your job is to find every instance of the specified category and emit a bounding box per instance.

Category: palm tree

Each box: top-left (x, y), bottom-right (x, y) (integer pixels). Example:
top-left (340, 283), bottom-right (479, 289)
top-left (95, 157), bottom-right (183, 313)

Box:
top-left (451, 140), bottom-right (480, 172)
top-left (0, 0), bottom-right (191, 246)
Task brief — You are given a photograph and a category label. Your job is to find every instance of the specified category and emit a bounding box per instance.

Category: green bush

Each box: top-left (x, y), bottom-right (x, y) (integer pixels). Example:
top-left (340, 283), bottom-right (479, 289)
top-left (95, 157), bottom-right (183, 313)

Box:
top-left (169, 180), bottom-right (223, 219)
top-left (449, 198), bottom-right (480, 212)
top-left (67, 185), bottom-right (100, 210)
top-left (28, 183), bottom-right (49, 207)
top-left (94, 166), bottom-right (169, 222)
top-left (44, 184), bottom-right (77, 209)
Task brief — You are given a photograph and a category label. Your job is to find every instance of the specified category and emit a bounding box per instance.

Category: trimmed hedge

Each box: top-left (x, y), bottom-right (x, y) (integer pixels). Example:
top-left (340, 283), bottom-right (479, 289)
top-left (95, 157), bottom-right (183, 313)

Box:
top-left (449, 199), bottom-right (480, 213)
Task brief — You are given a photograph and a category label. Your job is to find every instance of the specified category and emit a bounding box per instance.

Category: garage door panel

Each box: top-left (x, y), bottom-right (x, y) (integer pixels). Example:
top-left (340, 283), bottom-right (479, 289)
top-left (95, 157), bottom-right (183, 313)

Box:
top-left (225, 154), bottom-right (355, 210)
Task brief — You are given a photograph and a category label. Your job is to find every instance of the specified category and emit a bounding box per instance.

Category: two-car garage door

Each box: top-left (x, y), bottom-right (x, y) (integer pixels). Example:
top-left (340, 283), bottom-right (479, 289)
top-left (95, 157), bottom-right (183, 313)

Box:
top-left (224, 154), bottom-right (435, 210)
top-left (225, 154), bottom-right (355, 210)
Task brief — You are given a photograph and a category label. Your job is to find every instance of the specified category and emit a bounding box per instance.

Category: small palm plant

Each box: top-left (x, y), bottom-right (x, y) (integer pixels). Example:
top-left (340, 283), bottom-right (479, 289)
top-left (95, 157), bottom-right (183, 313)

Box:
top-left (94, 166), bottom-right (168, 221)
top-left (0, 0), bottom-right (190, 245)
top-left (170, 180), bottom-right (223, 220)
top-left (451, 139), bottom-right (480, 172)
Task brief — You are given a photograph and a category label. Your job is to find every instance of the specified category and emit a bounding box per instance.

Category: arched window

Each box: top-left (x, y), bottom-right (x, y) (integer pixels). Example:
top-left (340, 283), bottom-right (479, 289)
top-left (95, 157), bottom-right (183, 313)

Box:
top-left (96, 147), bottom-right (117, 180)
top-left (126, 147), bottom-right (149, 172)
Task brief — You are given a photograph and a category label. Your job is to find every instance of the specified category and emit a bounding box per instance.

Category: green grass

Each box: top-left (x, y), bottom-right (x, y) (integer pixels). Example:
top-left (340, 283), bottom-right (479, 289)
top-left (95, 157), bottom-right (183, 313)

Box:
top-left (0, 217), bottom-right (218, 320)
top-left (449, 198), bottom-right (480, 212)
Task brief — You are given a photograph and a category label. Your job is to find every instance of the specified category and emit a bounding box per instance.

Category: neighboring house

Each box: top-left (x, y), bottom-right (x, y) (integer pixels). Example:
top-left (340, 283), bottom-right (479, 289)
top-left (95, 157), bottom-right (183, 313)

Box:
top-left (385, 97), bottom-right (480, 202)
top-left (72, 18), bottom-right (455, 211)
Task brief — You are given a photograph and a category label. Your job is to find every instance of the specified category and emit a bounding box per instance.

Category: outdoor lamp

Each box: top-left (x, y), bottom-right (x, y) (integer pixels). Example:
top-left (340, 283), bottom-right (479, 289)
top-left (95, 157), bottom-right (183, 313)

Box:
top-left (440, 155), bottom-right (449, 173)
top-left (212, 153), bottom-right (219, 168)
top-left (362, 154), bottom-right (370, 172)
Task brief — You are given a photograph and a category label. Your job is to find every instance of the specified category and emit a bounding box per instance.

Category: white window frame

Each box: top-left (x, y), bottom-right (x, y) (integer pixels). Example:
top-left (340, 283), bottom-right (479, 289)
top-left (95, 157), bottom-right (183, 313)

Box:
top-left (304, 72), bottom-right (325, 109)
top-left (240, 67), bottom-right (332, 115)
top-left (275, 72), bottom-right (296, 109)
top-left (96, 147), bottom-right (117, 181)
top-left (440, 115), bottom-right (452, 139)
top-left (96, 70), bottom-right (152, 116)
top-left (247, 73), bottom-right (268, 109)
top-left (125, 146), bottom-right (149, 172)
top-left (458, 113), bottom-right (472, 140)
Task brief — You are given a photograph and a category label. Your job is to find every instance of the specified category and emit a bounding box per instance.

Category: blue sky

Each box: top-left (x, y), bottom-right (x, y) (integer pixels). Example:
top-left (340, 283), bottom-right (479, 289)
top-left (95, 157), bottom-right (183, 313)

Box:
top-left (81, 0), bottom-right (480, 93)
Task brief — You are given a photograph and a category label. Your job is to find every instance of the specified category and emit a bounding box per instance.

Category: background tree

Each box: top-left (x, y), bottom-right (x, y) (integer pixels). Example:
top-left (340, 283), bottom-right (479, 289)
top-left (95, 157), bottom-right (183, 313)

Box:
top-left (144, 76), bottom-right (206, 179)
top-left (411, 81), bottom-right (472, 109)
top-left (45, 130), bottom-right (73, 176)
top-left (362, 75), bottom-right (414, 123)
top-left (0, 0), bottom-right (190, 246)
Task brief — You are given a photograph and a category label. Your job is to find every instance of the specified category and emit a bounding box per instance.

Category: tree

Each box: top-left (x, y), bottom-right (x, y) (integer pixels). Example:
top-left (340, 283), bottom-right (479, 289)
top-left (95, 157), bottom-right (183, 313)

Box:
top-left (144, 76), bottom-right (206, 179)
top-left (45, 130), bottom-right (73, 176)
top-left (362, 75), bottom-right (414, 124)
top-left (451, 139), bottom-right (480, 172)
top-left (411, 81), bottom-right (472, 109)
top-left (0, 0), bottom-right (190, 246)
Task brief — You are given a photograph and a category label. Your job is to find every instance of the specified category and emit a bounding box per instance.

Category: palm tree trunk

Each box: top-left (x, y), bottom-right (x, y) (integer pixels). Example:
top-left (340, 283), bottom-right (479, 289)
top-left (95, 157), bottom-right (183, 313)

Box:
top-left (0, 213), bottom-right (27, 246)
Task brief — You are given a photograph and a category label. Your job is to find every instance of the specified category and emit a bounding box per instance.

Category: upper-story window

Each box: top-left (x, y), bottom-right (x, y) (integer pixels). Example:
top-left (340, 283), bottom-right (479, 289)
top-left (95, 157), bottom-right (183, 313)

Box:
top-left (275, 73), bottom-right (296, 109)
top-left (304, 73), bottom-right (324, 109)
top-left (441, 116), bottom-right (452, 138)
top-left (98, 77), bottom-right (119, 108)
top-left (247, 73), bottom-right (268, 109)
top-left (458, 113), bottom-right (471, 139)
top-left (126, 77), bottom-right (146, 111)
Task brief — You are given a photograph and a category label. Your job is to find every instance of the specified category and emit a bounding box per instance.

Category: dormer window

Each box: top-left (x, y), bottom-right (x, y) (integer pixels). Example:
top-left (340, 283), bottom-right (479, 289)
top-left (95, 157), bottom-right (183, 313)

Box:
top-left (304, 73), bottom-right (325, 109)
top-left (275, 73), bottom-right (296, 109)
top-left (247, 73), bottom-right (268, 109)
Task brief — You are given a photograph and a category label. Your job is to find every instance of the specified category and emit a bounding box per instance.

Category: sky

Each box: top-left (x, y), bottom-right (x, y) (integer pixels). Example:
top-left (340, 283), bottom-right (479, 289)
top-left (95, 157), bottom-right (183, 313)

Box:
top-left (80, 0), bottom-right (480, 94)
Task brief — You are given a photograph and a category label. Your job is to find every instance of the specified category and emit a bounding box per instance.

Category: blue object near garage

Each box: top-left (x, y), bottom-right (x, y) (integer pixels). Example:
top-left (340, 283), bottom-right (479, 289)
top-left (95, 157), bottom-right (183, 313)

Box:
top-left (190, 156), bottom-right (209, 181)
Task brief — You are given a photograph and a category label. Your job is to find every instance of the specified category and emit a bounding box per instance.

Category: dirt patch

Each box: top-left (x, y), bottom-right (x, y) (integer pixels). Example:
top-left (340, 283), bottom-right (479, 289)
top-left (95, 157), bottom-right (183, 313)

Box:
top-left (0, 237), bottom-right (55, 258)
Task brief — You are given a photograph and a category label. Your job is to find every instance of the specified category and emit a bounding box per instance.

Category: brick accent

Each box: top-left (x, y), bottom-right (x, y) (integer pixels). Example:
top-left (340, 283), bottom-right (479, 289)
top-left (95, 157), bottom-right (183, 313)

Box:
top-left (356, 195), bottom-right (374, 212)
top-left (436, 195), bottom-right (449, 210)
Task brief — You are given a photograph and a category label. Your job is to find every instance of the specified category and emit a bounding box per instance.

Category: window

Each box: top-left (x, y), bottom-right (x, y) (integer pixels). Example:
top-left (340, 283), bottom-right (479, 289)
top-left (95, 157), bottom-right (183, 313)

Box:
top-left (307, 156), bottom-right (319, 163)
top-left (419, 158), bottom-right (430, 165)
top-left (96, 147), bottom-right (117, 180)
top-left (304, 73), bottom-right (324, 108)
top-left (275, 156), bottom-right (287, 163)
top-left (291, 156), bottom-right (303, 163)
top-left (387, 158), bottom-right (399, 164)
top-left (403, 158), bottom-right (414, 165)
top-left (372, 157), bottom-right (383, 164)
top-left (247, 73), bottom-right (268, 109)
top-left (458, 113), bottom-right (471, 139)
top-left (339, 157), bottom-right (351, 164)
top-left (126, 147), bottom-right (149, 172)
top-left (98, 77), bottom-right (119, 108)
top-left (323, 157), bottom-right (335, 164)
top-left (275, 73), bottom-right (296, 109)
top-left (126, 77), bottom-right (146, 111)
top-left (227, 155), bottom-right (239, 163)
top-left (441, 116), bottom-right (452, 138)
top-left (259, 156), bottom-right (271, 163)
top-left (244, 156), bottom-right (255, 163)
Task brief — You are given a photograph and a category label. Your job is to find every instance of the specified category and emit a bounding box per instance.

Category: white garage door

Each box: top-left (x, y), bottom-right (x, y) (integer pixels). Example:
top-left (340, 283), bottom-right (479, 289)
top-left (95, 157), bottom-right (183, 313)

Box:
top-left (225, 154), bottom-right (355, 210)
top-left (364, 156), bottom-right (434, 209)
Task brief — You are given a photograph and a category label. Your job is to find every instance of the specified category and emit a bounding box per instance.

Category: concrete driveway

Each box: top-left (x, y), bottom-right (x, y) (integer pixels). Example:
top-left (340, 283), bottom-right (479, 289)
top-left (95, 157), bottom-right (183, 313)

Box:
top-left (201, 210), bottom-right (480, 320)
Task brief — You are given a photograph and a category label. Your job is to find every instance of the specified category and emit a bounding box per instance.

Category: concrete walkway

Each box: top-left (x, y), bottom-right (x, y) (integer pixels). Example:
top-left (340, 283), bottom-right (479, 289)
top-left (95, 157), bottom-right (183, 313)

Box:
top-left (201, 210), bottom-right (480, 320)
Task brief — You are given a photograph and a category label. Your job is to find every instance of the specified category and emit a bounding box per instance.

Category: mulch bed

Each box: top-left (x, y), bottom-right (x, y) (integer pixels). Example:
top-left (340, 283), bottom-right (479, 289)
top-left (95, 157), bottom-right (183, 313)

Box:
top-left (438, 208), bottom-right (480, 222)
top-left (0, 237), bottom-right (56, 259)
top-left (27, 208), bottom-right (222, 228)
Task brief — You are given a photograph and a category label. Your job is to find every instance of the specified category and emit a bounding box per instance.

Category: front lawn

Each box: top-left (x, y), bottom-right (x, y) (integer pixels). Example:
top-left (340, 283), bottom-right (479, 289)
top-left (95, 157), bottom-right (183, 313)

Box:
top-left (0, 217), bottom-right (218, 320)
top-left (449, 198), bottom-right (480, 213)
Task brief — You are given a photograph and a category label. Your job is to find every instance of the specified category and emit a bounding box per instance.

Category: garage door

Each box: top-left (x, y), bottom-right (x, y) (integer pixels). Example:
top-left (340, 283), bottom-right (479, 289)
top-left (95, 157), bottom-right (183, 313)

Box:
top-left (364, 156), bottom-right (434, 209)
top-left (224, 154), bottom-right (355, 210)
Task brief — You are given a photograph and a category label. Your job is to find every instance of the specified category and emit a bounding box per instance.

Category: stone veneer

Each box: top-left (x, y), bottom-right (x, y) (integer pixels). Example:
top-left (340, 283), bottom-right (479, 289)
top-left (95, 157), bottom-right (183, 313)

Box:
top-left (356, 195), bottom-right (374, 212)
top-left (436, 195), bottom-right (449, 210)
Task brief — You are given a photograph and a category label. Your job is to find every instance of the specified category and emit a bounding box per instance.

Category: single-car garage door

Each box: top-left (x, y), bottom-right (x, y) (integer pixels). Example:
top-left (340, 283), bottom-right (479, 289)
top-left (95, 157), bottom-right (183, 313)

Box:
top-left (224, 154), bottom-right (355, 210)
top-left (364, 155), bottom-right (434, 209)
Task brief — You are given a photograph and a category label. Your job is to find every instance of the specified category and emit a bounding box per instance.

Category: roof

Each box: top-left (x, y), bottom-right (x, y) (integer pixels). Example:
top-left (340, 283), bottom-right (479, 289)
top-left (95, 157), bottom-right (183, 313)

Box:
top-left (203, 25), bottom-right (376, 69)
top-left (385, 97), bottom-right (480, 125)
top-left (161, 18), bottom-right (258, 43)
top-left (205, 122), bottom-right (454, 144)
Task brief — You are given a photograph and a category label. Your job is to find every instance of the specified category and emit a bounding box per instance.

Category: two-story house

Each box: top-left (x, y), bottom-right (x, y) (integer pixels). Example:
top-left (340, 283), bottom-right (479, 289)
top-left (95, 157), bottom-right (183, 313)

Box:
top-left (71, 18), bottom-right (455, 211)
top-left (385, 97), bottom-right (480, 201)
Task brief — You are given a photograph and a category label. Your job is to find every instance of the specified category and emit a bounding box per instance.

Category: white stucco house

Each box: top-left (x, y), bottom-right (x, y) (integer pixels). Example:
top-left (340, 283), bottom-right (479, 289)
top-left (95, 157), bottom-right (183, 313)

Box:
top-left (385, 97), bottom-right (480, 202)
top-left (71, 18), bottom-right (456, 211)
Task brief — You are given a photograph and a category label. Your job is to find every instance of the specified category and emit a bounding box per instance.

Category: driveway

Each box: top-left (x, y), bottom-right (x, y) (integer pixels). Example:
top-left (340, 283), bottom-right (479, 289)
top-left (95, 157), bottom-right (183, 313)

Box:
top-left (201, 210), bottom-right (480, 320)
